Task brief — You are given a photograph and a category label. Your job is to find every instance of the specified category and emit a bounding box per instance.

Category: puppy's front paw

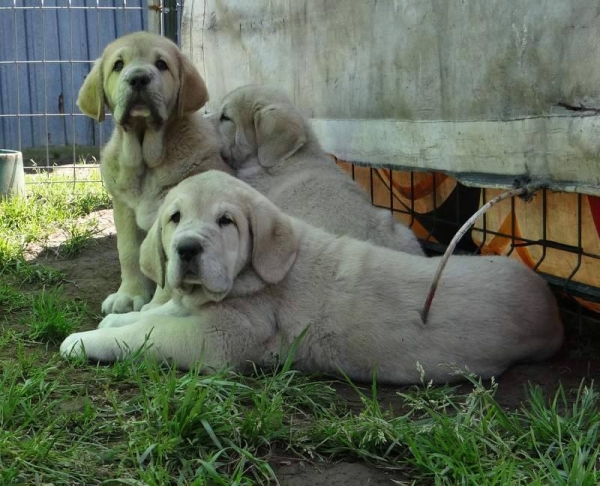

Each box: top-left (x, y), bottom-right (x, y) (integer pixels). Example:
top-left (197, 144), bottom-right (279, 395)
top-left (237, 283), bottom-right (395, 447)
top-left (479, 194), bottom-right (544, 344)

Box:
top-left (60, 332), bottom-right (88, 359)
top-left (102, 291), bottom-right (149, 314)
top-left (98, 311), bottom-right (142, 329)
top-left (60, 329), bottom-right (121, 363)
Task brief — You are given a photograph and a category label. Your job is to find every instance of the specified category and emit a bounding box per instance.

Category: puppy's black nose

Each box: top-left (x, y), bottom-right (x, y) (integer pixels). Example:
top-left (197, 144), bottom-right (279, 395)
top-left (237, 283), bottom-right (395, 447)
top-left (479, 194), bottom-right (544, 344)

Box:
top-left (177, 242), bottom-right (203, 262)
top-left (128, 73), bottom-right (151, 90)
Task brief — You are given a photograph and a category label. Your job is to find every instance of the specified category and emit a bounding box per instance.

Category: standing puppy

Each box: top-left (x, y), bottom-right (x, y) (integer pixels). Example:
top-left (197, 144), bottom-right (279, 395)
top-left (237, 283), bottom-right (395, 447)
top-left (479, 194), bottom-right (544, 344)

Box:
top-left (212, 85), bottom-right (424, 255)
top-left (77, 31), bottom-right (232, 314)
top-left (61, 171), bottom-right (563, 384)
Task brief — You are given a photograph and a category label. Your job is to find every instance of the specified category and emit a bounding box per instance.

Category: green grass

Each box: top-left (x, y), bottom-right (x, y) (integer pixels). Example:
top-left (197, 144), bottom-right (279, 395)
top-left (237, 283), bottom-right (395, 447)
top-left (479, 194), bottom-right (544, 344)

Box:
top-left (0, 173), bottom-right (598, 484)
top-left (0, 283), bottom-right (29, 313)
top-left (22, 288), bottom-right (90, 344)
top-left (57, 219), bottom-right (101, 258)
top-left (0, 166), bottom-right (111, 284)
top-left (298, 377), bottom-right (600, 485)
top-left (0, 337), bottom-right (598, 485)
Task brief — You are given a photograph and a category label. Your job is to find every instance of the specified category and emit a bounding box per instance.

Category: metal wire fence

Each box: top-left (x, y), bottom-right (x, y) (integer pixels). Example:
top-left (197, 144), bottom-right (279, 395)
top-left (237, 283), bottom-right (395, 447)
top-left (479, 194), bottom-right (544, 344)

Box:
top-left (0, 0), bottom-right (175, 184)
top-left (336, 161), bottom-right (600, 330)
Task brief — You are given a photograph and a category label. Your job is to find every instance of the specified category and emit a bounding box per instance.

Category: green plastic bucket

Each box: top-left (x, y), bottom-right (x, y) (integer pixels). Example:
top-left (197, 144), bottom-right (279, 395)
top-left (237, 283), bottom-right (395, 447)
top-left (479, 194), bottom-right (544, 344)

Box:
top-left (0, 150), bottom-right (26, 199)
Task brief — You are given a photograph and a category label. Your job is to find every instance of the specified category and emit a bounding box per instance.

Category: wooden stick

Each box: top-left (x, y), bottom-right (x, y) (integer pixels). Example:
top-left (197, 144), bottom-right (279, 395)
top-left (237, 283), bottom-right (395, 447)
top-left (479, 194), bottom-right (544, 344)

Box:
top-left (421, 186), bottom-right (533, 324)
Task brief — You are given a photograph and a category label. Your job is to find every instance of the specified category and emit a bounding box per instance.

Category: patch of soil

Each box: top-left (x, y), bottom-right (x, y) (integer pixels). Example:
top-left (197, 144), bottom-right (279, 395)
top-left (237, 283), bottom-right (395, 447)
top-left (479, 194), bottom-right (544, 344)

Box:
top-left (21, 208), bottom-right (600, 484)
top-left (272, 456), bottom-right (409, 485)
top-left (28, 209), bottom-right (120, 316)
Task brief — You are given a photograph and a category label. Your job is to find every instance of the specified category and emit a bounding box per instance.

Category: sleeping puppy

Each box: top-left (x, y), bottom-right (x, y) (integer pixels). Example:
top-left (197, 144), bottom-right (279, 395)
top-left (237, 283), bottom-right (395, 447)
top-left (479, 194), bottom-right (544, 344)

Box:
top-left (60, 171), bottom-right (564, 384)
top-left (77, 31), bottom-right (232, 314)
top-left (211, 85), bottom-right (424, 255)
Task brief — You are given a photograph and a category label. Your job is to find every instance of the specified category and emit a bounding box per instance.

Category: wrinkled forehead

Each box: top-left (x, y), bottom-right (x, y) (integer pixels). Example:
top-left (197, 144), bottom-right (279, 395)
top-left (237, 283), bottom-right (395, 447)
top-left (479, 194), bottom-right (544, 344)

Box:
top-left (103, 35), bottom-right (177, 63)
top-left (164, 174), bottom-right (246, 215)
top-left (221, 91), bottom-right (254, 116)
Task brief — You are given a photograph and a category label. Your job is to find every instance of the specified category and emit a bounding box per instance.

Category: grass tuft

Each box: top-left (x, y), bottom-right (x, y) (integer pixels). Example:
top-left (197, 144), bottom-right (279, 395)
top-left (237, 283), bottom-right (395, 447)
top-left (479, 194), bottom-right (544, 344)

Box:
top-left (22, 288), bottom-right (89, 344)
top-left (57, 219), bottom-right (100, 258)
top-left (0, 283), bottom-right (29, 313)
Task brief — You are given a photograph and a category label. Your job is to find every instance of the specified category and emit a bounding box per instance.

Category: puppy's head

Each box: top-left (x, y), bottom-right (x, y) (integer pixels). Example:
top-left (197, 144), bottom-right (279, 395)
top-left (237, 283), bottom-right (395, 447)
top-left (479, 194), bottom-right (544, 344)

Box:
top-left (212, 85), bottom-right (308, 169)
top-left (140, 170), bottom-right (298, 304)
top-left (77, 31), bottom-right (208, 128)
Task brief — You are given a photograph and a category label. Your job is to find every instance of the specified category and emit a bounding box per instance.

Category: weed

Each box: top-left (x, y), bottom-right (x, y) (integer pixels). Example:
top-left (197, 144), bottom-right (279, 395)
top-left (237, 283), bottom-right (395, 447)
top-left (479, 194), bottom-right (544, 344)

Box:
top-left (1, 256), bottom-right (65, 285)
top-left (0, 283), bottom-right (29, 313)
top-left (22, 288), bottom-right (88, 344)
top-left (58, 219), bottom-right (100, 258)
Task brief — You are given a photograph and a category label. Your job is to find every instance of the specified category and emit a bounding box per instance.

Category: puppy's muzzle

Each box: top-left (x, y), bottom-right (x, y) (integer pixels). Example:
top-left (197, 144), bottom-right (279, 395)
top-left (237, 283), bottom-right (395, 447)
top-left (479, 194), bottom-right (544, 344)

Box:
top-left (177, 240), bottom-right (203, 262)
top-left (124, 68), bottom-right (153, 92)
top-left (128, 72), bottom-right (151, 91)
top-left (173, 236), bottom-right (205, 294)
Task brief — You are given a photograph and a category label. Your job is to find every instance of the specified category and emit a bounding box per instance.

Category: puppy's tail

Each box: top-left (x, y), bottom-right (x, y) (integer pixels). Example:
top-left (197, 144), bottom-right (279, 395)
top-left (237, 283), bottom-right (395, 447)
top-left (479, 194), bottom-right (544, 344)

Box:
top-left (421, 184), bottom-right (540, 324)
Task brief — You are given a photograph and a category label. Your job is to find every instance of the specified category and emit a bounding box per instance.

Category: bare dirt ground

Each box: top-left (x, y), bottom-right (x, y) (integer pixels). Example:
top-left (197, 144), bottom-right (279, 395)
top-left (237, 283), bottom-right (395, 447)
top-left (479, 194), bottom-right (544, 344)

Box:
top-left (25, 209), bottom-right (600, 485)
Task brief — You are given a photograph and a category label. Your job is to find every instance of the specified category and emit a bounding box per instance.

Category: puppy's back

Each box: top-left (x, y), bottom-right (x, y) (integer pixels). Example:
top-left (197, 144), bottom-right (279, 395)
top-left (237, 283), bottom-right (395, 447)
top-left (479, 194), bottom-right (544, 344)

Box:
top-left (266, 150), bottom-right (425, 255)
top-left (284, 228), bottom-right (563, 383)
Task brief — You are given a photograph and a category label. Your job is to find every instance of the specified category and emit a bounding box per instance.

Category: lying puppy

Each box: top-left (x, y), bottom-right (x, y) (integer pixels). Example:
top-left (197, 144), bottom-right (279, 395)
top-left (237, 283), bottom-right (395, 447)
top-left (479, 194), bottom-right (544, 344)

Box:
top-left (77, 31), bottom-right (232, 314)
top-left (60, 171), bottom-right (564, 384)
top-left (211, 85), bottom-right (424, 255)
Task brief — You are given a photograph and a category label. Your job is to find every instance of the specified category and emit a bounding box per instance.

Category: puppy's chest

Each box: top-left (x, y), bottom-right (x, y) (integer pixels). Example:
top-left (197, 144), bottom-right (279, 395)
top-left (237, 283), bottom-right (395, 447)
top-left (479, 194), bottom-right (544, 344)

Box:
top-left (105, 159), bottom-right (155, 194)
top-left (104, 161), bottom-right (171, 231)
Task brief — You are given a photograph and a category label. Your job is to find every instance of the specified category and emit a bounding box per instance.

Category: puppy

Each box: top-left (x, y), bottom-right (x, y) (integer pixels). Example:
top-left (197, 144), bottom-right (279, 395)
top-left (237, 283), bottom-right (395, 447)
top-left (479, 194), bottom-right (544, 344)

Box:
top-left (211, 85), bottom-right (424, 255)
top-left (61, 171), bottom-right (564, 384)
top-left (77, 31), bottom-right (232, 314)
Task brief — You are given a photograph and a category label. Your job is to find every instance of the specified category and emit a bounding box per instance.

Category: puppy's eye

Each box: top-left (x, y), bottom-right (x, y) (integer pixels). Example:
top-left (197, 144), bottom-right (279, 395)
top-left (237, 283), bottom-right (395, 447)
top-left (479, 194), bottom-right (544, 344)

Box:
top-left (113, 60), bottom-right (124, 72)
top-left (220, 113), bottom-right (231, 122)
top-left (155, 59), bottom-right (168, 71)
top-left (217, 214), bottom-right (234, 227)
top-left (170, 211), bottom-right (181, 224)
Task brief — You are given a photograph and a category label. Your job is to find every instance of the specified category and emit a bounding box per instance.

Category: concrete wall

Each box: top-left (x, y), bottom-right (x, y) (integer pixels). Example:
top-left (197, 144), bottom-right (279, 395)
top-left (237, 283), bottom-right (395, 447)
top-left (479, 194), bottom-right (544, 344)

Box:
top-left (182, 0), bottom-right (600, 195)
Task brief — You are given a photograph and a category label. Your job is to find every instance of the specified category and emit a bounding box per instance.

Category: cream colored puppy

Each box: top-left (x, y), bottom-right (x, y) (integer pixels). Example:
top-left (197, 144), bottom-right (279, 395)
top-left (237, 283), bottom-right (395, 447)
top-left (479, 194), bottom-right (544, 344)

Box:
top-left (61, 171), bottom-right (564, 384)
top-left (77, 31), bottom-right (232, 314)
top-left (211, 85), bottom-right (424, 255)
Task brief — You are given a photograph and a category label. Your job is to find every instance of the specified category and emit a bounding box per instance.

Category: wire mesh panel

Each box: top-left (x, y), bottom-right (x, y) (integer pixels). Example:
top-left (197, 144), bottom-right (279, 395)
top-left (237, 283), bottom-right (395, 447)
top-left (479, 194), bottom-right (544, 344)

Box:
top-left (0, 0), bottom-right (161, 185)
top-left (336, 160), bottom-right (600, 330)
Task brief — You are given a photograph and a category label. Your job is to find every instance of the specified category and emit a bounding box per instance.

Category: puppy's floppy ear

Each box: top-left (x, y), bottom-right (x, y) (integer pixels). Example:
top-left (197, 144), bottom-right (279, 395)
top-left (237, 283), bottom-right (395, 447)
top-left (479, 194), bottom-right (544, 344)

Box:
top-left (77, 58), bottom-right (105, 121)
top-left (140, 219), bottom-right (166, 288)
top-left (177, 51), bottom-right (209, 117)
top-left (253, 103), bottom-right (307, 168)
top-left (247, 194), bottom-right (298, 284)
